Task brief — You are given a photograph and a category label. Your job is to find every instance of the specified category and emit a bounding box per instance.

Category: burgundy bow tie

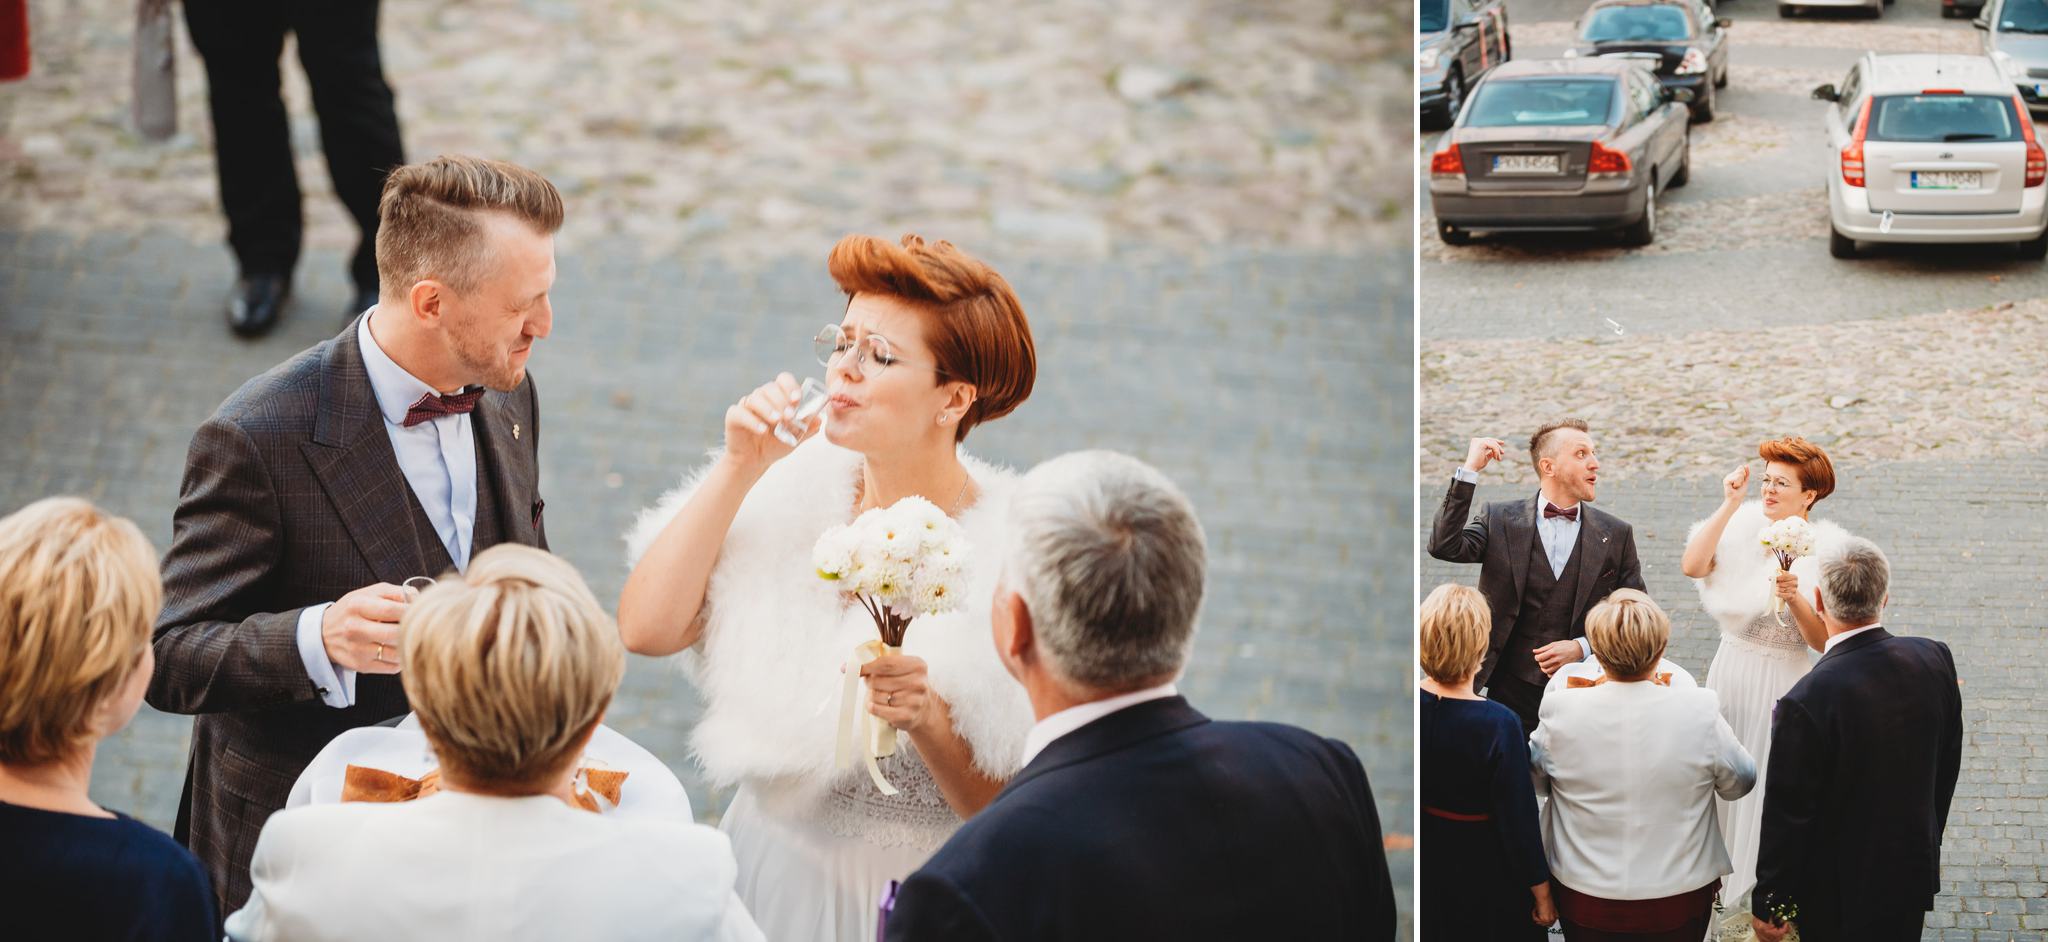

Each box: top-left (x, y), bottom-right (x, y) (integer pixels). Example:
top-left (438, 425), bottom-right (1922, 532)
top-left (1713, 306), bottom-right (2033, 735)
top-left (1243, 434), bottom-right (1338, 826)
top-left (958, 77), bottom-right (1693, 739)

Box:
top-left (1543, 502), bottom-right (1579, 522)
top-left (402, 389), bottom-right (484, 428)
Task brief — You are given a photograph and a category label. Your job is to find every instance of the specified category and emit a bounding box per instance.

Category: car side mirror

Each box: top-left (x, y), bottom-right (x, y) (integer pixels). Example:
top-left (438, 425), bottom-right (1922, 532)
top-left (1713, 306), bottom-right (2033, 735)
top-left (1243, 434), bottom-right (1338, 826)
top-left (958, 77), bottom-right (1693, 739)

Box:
top-left (1973, 14), bottom-right (1990, 28)
top-left (1666, 87), bottom-right (1697, 104)
top-left (1716, 16), bottom-right (1733, 27)
top-left (1811, 83), bottom-right (1839, 102)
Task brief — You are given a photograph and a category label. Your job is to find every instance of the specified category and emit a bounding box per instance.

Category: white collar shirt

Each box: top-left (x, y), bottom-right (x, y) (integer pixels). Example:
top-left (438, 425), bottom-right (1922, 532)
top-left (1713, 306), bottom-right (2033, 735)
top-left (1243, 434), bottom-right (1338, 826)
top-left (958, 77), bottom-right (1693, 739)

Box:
top-left (1019, 683), bottom-right (1180, 768)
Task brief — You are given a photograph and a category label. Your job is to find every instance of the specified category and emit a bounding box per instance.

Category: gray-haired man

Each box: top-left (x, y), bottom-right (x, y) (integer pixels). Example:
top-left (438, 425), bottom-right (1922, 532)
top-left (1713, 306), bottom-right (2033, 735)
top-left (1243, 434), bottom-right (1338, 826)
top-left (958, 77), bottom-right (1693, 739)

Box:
top-left (1752, 538), bottom-right (1962, 942)
top-left (884, 451), bottom-right (1396, 941)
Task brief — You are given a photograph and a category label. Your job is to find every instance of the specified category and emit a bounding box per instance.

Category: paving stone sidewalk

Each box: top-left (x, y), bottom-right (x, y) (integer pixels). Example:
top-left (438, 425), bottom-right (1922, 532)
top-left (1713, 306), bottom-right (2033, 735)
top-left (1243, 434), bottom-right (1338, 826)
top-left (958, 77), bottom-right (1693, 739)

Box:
top-left (0, 226), bottom-right (1416, 934)
top-left (1419, 456), bottom-right (2048, 941)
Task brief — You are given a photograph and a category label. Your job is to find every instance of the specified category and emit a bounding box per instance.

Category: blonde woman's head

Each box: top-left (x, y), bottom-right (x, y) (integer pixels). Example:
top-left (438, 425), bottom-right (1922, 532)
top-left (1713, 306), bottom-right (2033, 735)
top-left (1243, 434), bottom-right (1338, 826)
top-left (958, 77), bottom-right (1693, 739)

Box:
top-left (1583, 588), bottom-right (1669, 679)
top-left (1417, 583), bottom-right (1490, 685)
top-left (0, 498), bottom-right (161, 765)
top-left (400, 545), bottom-right (623, 791)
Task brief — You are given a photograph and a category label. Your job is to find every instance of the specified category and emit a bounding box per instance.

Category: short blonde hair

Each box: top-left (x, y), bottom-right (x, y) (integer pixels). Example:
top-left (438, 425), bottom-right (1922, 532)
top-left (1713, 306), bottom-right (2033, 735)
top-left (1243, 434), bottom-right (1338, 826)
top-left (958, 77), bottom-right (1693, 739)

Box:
top-left (1584, 588), bottom-right (1669, 678)
top-left (0, 498), bottom-right (160, 764)
top-left (400, 545), bottom-right (623, 789)
top-left (1418, 583), bottom-right (1490, 684)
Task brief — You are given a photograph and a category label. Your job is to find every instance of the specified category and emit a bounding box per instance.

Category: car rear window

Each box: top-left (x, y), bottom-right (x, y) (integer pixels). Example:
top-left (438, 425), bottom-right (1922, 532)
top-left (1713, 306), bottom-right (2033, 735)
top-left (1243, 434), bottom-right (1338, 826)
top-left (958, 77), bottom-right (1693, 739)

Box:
top-left (1867, 94), bottom-right (2021, 143)
top-left (1463, 79), bottom-right (1616, 127)
top-left (1995, 0), bottom-right (2048, 33)
top-left (1580, 5), bottom-right (1692, 42)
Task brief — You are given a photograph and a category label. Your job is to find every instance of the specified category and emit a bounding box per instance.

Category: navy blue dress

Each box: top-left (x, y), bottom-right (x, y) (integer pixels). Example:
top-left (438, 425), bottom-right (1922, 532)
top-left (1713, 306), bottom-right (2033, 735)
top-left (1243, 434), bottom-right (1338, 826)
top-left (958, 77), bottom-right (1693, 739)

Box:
top-left (1420, 690), bottom-right (1550, 942)
top-left (0, 799), bottom-right (217, 941)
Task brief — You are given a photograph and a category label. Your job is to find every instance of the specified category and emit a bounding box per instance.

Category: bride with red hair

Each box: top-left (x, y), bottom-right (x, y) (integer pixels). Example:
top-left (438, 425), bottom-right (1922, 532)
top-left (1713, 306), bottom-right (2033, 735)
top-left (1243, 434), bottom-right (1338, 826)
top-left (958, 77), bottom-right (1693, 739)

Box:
top-left (619, 234), bottom-right (1038, 941)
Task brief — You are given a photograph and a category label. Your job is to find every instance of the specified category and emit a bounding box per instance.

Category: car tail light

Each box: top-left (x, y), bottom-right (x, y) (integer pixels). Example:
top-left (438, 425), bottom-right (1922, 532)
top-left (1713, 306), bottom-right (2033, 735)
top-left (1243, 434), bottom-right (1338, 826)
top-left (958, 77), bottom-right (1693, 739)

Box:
top-left (1841, 97), bottom-right (1871, 188)
top-left (1431, 144), bottom-right (1465, 176)
top-left (1588, 142), bottom-right (1631, 176)
top-left (1676, 48), bottom-right (1708, 76)
top-left (2015, 94), bottom-right (2046, 187)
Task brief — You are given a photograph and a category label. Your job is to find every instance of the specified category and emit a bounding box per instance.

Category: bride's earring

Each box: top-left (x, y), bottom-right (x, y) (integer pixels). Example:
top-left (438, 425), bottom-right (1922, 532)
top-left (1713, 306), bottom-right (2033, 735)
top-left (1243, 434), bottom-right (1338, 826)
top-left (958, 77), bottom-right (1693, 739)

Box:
top-left (937, 413), bottom-right (950, 425)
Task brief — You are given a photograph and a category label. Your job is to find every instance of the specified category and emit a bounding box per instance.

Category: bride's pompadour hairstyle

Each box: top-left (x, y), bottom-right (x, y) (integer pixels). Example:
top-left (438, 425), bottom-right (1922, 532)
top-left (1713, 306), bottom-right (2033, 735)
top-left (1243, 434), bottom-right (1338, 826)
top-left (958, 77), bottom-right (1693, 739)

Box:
top-left (826, 233), bottom-right (1036, 443)
top-left (1758, 436), bottom-right (1836, 506)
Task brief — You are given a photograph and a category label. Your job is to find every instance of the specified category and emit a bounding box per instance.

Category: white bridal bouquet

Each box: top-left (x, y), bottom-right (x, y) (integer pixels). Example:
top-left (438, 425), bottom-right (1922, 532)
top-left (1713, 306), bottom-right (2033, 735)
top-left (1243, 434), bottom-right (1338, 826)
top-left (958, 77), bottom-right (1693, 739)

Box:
top-left (814, 496), bottom-right (971, 795)
top-left (1757, 516), bottom-right (1815, 625)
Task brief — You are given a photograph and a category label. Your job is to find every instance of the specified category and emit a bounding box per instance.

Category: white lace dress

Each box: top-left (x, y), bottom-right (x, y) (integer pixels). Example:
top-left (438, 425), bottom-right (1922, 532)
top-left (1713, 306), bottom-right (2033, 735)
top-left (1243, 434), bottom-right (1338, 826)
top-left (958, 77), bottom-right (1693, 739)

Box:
top-left (1690, 502), bottom-right (1846, 911)
top-left (625, 438), bottom-right (1034, 942)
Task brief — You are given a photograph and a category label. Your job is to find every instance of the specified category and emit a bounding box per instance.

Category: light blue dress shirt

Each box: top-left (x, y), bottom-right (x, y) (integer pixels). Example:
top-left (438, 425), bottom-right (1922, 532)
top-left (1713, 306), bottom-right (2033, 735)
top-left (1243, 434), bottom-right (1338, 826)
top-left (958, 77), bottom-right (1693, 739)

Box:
top-left (294, 309), bottom-right (480, 708)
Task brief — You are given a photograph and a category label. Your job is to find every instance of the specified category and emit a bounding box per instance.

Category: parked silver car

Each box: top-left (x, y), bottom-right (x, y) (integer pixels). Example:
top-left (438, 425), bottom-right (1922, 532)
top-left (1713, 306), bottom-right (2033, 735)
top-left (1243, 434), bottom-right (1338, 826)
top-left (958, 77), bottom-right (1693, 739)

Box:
top-left (1812, 52), bottom-right (2048, 258)
top-left (1978, 0), bottom-right (2048, 112)
top-left (1429, 58), bottom-right (1693, 246)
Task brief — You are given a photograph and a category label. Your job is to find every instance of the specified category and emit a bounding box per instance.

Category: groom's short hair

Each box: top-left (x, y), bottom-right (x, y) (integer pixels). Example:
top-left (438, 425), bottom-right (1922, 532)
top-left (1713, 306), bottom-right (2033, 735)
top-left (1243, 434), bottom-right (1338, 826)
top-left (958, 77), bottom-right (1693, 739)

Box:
top-left (1004, 451), bottom-right (1205, 694)
top-left (376, 155), bottom-right (565, 296)
top-left (1528, 418), bottom-right (1590, 468)
top-left (1818, 538), bottom-right (1889, 625)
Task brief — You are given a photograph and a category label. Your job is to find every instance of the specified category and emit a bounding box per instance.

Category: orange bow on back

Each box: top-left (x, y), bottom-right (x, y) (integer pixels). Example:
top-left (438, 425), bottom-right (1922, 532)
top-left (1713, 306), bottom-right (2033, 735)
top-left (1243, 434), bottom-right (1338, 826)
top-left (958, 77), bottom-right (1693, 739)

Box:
top-left (1565, 672), bottom-right (1673, 688)
top-left (342, 764), bottom-right (628, 813)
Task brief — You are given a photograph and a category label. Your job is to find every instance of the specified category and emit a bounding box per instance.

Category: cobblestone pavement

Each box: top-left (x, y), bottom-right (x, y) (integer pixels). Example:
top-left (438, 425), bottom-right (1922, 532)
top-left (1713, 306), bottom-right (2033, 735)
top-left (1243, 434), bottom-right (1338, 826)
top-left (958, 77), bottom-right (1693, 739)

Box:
top-left (3, 0), bottom-right (1406, 264)
top-left (1419, 457), bottom-right (2048, 939)
top-left (1422, 2), bottom-right (2048, 934)
top-left (0, 230), bottom-right (1415, 931)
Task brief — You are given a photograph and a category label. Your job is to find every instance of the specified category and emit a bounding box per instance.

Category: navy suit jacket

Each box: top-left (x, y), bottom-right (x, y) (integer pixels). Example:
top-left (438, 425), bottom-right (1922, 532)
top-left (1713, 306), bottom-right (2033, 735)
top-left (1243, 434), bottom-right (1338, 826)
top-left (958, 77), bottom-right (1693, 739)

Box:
top-left (1753, 627), bottom-right (1963, 940)
top-left (885, 697), bottom-right (1396, 941)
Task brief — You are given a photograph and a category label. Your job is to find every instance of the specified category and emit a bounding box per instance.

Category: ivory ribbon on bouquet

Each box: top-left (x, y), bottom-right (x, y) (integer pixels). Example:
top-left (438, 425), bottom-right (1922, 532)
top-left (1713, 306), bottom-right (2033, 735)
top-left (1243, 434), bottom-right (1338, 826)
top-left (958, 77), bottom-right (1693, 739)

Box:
top-left (837, 639), bottom-right (901, 797)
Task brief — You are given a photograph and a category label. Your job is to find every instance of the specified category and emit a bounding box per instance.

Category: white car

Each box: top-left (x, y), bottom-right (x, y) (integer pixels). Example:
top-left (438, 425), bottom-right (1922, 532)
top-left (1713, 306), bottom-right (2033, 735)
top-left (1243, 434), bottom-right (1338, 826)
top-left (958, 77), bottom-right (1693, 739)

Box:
top-left (1812, 52), bottom-right (2048, 258)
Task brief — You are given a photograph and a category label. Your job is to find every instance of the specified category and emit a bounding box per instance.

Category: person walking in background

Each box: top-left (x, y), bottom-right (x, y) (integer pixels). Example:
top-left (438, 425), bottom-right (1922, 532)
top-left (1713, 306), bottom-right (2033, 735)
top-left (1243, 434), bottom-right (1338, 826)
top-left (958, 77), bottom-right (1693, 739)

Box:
top-left (182, 0), bottom-right (406, 336)
top-left (1418, 582), bottom-right (1553, 940)
top-left (0, 498), bottom-right (217, 940)
top-left (1530, 589), bottom-right (1755, 942)
top-left (1429, 420), bottom-right (1647, 734)
top-left (1752, 539), bottom-right (1963, 942)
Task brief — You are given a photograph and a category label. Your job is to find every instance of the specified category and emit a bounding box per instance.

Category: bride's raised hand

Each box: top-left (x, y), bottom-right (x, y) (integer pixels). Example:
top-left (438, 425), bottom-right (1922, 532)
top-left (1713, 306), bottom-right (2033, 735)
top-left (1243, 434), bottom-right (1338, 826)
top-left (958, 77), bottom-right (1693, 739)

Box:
top-left (1723, 464), bottom-right (1750, 506)
top-left (723, 373), bottom-right (818, 471)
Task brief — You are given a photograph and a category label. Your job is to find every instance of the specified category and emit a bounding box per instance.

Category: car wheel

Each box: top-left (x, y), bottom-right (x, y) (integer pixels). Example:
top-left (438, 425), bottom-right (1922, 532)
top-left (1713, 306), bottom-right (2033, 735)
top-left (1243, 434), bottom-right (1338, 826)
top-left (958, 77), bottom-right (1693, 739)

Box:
top-left (2019, 228), bottom-right (2048, 260)
top-left (1692, 83), bottom-right (1716, 123)
top-left (1438, 68), bottom-right (1466, 131)
top-left (1621, 179), bottom-right (1658, 246)
top-left (1829, 226), bottom-right (1858, 259)
top-left (1670, 134), bottom-right (1692, 188)
top-left (1438, 221), bottom-right (1472, 246)
top-left (1715, 64), bottom-right (1729, 89)
top-left (1779, 4), bottom-right (1796, 16)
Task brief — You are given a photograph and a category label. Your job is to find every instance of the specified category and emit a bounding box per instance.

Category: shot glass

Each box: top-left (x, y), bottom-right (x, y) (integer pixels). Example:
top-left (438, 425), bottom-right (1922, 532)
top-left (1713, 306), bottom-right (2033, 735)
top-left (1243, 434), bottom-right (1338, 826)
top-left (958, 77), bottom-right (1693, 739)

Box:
top-left (774, 377), bottom-right (830, 446)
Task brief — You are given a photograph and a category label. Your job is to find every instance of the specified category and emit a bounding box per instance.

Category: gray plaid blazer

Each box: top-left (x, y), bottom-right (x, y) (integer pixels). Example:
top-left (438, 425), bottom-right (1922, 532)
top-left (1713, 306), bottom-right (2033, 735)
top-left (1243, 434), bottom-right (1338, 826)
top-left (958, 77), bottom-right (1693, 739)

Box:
top-left (147, 315), bottom-right (547, 917)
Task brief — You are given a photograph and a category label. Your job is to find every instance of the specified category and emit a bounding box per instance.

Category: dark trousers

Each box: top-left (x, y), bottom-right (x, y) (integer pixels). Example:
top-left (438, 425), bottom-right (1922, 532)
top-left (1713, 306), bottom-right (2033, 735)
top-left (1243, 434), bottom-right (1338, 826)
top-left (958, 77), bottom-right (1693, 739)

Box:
top-left (1486, 672), bottom-right (1545, 737)
top-left (182, 0), bottom-right (404, 292)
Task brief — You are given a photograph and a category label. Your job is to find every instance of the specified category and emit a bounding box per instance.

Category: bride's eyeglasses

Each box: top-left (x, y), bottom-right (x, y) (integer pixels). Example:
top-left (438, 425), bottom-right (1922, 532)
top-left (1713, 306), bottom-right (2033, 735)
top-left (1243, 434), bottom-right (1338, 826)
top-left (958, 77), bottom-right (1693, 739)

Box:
top-left (1760, 474), bottom-right (1800, 492)
top-left (813, 325), bottom-right (946, 379)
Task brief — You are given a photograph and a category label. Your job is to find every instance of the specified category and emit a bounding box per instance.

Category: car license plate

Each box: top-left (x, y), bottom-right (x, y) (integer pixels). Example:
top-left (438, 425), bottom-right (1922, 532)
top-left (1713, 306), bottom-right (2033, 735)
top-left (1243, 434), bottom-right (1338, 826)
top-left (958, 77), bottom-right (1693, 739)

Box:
top-left (1492, 154), bottom-right (1560, 175)
top-left (1911, 171), bottom-right (1981, 190)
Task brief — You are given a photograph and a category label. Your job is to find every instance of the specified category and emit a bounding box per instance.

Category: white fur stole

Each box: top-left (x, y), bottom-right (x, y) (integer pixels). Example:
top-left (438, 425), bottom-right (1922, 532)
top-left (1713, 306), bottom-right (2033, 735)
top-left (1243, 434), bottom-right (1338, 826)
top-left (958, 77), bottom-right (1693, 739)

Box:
top-left (1689, 501), bottom-right (1850, 623)
top-left (623, 436), bottom-right (1034, 801)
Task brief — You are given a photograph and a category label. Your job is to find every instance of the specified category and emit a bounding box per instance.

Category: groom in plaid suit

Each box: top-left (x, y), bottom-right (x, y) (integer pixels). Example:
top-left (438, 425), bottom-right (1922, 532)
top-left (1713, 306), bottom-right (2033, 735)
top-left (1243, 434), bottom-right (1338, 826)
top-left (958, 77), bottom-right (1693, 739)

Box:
top-left (147, 156), bottom-right (563, 916)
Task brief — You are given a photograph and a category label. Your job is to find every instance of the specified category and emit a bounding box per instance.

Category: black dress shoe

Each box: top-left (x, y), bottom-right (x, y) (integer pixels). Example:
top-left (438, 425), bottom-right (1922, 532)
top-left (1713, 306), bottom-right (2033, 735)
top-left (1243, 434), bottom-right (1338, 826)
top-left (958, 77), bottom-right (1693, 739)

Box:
top-left (347, 287), bottom-right (378, 321)
top-left (227, 274), bottom-right (290, 337)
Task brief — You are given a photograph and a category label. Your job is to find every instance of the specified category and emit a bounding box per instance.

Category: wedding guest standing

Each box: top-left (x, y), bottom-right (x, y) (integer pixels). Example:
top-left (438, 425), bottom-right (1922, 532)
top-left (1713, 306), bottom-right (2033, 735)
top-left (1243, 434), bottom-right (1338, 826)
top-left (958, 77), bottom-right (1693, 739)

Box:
top-left (621, 233), bottom-right (1039, 942)
top-left (183, 0), bottom-right (407, 335)
top-left (0, 498), bottom-right (216, 940)
top-left (1429, 421), bottom-right (1646, 734)
top-left (884, 451), bottom-right (1396, 940)
top-left (1752, 539), bottom-right (1962, 942)
top-left (1530, 589), bottom-right (1755, 941)
top-left (225, 546), bottom-right (762, 941)
top-left (148, 155), bottom-right (560, 917)
top-left (1679, 436), bottom-right (1850, 914)
top-left (1418, 583), bottom-right (1553, 940)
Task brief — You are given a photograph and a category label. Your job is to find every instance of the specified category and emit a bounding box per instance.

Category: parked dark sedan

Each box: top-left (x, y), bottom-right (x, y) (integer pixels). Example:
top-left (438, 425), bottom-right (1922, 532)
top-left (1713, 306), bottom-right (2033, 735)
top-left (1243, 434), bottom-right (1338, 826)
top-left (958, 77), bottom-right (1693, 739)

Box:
top-left (1429, 58), bottom-right (1694, 246)
top-left (1568, 0), bottom-right (1731, 121)
top-left (1420, 0), bottom-right (1513, 129)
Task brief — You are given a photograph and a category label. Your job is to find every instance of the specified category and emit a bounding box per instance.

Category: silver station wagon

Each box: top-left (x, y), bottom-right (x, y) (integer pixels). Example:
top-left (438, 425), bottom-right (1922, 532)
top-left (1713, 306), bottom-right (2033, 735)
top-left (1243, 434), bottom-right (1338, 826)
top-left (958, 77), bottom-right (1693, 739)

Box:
top-left (1429, 58), bottom-right (1694, 246)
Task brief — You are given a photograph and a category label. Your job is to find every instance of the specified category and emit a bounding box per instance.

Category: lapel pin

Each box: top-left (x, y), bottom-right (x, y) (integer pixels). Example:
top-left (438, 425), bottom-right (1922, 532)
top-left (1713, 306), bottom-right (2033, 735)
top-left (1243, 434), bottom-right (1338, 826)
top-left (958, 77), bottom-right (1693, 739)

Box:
top-left (513, 423), bottom-right (521, 440)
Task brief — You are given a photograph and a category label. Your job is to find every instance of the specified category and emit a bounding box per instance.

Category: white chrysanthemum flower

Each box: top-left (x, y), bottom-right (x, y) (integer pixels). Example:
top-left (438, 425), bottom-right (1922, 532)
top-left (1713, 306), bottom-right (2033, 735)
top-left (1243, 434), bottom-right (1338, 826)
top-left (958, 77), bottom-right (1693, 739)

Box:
top-left (813, 526), bottom-right (858, 579)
